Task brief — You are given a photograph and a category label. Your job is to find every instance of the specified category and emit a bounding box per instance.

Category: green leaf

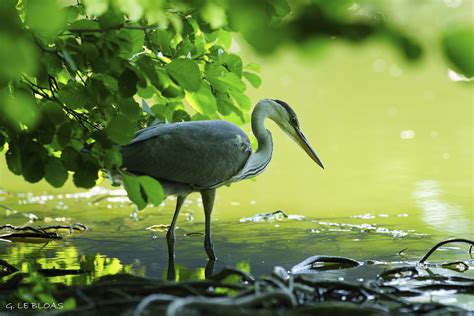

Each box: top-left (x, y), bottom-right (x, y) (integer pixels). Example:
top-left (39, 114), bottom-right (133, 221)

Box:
top-left (80, 42), bottom-right (99, 60)
top-left (98, 7), bottom-right (123, 30)
top-left (45, 157), bottom-right (68, 188)
top-left (271, 0), bottom-right (291, 18)
top-left (41, 52), bottom-right (62, 74)
top-left (123, 174), bottom-right (165, 209)
top-left (118, 67), bottom-right (139, 97)
top-left (229, 90), bottom-right (252, 110)
top-left (91, 129), bottom-right (114, 148)
top-left (36, 116), bottom-right (56, 144)
top-left (83, 0), bottom-right (108, 16)
top-left (216, 29), bottom-right (232, 50)
top-left (6, 144), bottom-right (22, 175)
top-left (201, 3), bottom-right (227, 29)
top-left (150, 30), bottom-right (172, 55)
top-left (117, 98), bottom-right (140, 120)
top-left (185, 82), bottom-right (218, 115)
top-left (191, 113), bottom-right (210, 121)
top-left (69, 19), bottom-right (101, 31)
top-left (97, 74), bottom-right (118, 92)
top-left (194, 35), bottom-right (207, 58)
top-left (58, 81), bottom-right (88, 109)
top-left (73, 160), bottom-right (99, 188)
top-left (175, 38), bottom-right (193, 57)
top-left (62, 298), bottom-right (76, 311)
top-left (64, 5), bottom-right (80, 24)
top-left (137, 85), bottom-right (156, 98)
top-left (166, 59), bottom-right (201, 92)
top-left (216, 93), bottom-right (233, 115)
top-left (172, 109), bottom-right (191, 122)
top-left (217, 93), bottom-right (245, 123)
top-left (222, 54), bottom-right (243, 77)
top-left (103, 147), bottom-right (123, 169)
top-left (138, 176), bottom-right (165, 206)
top-left (24, 0), bottom-right (65, 38)
top-left (106, 115), bottom-right (136, 145)
top-left (162, 82), bottom-right (184, 98)
top-left (121, 2), bottom-right (144, 21)
top-left (1, 90), bottom-right (40, 130)
top-left (55, 122), bottom-right (72, 149)
top-left (205, 64), bottom-right (229, 93)
top-left (123, 174), bottom-right (147, 210)
top-left (20, 140), bottom-right (45, 183)
top-left (137, 56), bottom-right (169, 91)
top-left (0, 35), bottom-right (38, 81)
top-left (443, 27), bottom-right (474, 77)
top-left (0, 133), bottom-right (4, 150)
top-left (219, 72), bottom-right (246, 92)
top-left (243, 71), bottom-right (262, 88)
top-left (244, 63), bottom-right (260, 73)
top-left (61, 146), bottom-right (80, 171)
top-left (42, 101), bottom-right (65, 126)
top-left (124, 28), bottom-right (145, 54)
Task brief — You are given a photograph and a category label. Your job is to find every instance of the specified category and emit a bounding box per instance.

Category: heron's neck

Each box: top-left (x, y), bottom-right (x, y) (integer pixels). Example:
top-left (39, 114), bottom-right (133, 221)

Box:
top-left (234, 102), bottom-right (274, 180)
top-left (252, 102), bottom-right (273, 157)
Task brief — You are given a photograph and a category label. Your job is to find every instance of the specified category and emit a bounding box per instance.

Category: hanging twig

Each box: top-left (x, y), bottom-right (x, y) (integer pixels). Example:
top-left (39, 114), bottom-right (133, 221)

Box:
top-left (68, 24), bottom-right (160, 34)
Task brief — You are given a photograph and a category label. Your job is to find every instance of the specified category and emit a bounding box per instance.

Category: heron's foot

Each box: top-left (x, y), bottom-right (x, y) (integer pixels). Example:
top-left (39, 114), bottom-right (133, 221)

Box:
top-left (167, 256), bottom-right (176, 281)
top-left (129, 207), bottom-right (139, 221)
top-left (204, 238), bottom-right (217, 260)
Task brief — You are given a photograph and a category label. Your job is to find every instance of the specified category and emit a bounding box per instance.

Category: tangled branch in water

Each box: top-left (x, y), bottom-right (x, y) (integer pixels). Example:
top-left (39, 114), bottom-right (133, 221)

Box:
top-left (418, 238), bottom-right (474, 264)
top-left (0, 238), bottom-right (472, 315)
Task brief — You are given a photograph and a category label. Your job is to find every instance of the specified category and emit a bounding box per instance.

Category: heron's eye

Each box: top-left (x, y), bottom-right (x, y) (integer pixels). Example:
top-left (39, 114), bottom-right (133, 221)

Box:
top-left (290, 117), bottom-right (298, 125)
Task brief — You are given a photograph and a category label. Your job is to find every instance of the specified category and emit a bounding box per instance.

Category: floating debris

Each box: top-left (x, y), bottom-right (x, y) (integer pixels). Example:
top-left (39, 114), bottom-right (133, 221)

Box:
top-left (43, 217), bottom-right (72, 223)
top-left (239, 210), bottom-right (305, 223)
top-left (288, 214), bottom-right (305, 220)
top-left (291, 256), bottom-right (361, 273)
top-left (351, 213), bottom-right (375, 219)
top-left (23, 212), bottom-right (39, 221)
top-left (312, 221), bottom-right (421, 238)
top-left (146, 224), bottom-right (172, 232)
top-left (441, 261), bottom-right (469, 273)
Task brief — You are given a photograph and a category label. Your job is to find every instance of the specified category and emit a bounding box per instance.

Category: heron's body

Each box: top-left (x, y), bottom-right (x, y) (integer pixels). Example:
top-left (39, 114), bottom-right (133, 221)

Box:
top-left (121, 99), bottom-right (323, 260)
top-left (122, 120), bottom-right (253, 195)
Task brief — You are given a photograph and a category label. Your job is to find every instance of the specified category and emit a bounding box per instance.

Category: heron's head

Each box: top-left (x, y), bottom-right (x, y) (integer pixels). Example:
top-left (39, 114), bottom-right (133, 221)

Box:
top-left (263, 99), bottom-right (324, 169)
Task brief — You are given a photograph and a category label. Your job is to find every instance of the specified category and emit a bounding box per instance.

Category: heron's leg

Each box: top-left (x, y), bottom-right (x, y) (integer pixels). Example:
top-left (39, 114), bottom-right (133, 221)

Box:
top-left (201, 189), bottom-right (217, 260)
top-left (166, 195), bottom-right (187, 258)
top-left (205, 258), bottom-right (215, 278)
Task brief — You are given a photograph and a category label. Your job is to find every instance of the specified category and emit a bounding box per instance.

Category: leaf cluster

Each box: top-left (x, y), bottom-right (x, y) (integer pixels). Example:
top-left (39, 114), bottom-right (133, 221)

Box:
top-left (0, 0), bottom-right (263, 208)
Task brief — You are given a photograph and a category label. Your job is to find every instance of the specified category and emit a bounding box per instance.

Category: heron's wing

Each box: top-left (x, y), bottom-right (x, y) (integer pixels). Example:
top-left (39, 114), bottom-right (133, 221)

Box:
top-left (122, 121), bottom-right (252, 188)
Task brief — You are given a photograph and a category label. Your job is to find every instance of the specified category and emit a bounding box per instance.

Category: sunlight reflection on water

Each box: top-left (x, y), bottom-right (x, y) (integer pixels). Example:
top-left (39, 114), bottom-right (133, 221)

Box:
top-left (414, 180), bottom-right (471, 235)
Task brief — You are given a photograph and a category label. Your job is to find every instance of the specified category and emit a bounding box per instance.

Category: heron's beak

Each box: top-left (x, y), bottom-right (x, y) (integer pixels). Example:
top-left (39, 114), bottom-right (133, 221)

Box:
top-left (293, 128), bottom-right (324, 169)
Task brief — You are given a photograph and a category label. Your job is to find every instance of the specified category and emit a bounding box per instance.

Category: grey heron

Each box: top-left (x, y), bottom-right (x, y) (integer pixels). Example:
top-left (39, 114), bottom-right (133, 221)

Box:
top-left (122, 99), bottom-right (324, 260)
